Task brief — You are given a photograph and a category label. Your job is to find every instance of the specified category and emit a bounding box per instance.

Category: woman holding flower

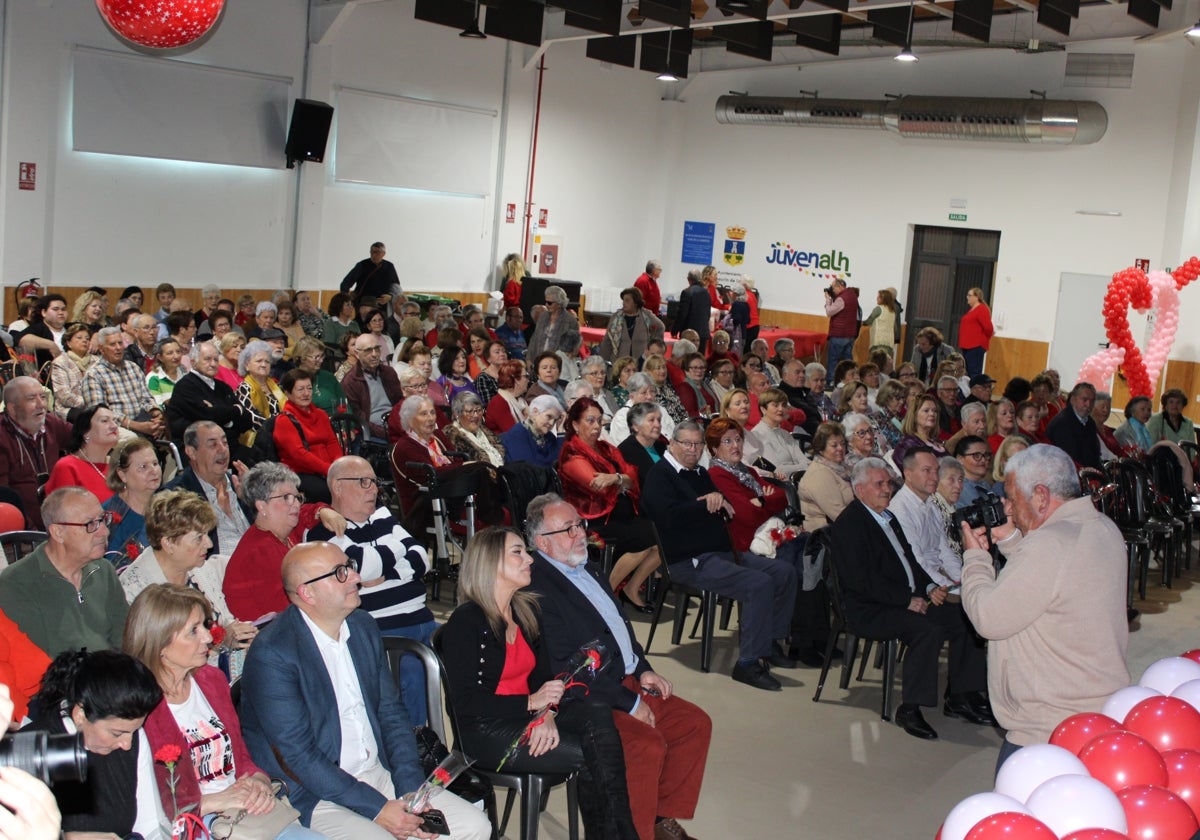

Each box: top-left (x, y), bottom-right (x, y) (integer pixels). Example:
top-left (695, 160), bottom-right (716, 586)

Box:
top-left (440, 527), bottom-right (638, 840)
top-left (103, 437), bottom-right (162, 568)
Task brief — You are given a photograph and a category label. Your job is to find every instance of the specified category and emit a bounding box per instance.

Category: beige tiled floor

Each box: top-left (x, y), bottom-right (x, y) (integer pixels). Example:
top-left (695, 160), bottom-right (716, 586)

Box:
top-left (435, 554), bottom-right (1200, 840)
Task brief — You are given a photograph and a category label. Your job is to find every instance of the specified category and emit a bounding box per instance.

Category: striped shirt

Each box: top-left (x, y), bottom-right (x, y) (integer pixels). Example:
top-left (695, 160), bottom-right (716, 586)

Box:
top-left (306, 507), bottom-right (432, 631)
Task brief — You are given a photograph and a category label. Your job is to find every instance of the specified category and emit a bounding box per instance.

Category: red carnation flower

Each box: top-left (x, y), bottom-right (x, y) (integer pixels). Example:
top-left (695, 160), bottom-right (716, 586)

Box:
top-left (154, 744), bottom-right (182, 764)
top-left (208, 625), bottom-right (226, 648)
top-left (586, 650), bottom-right (601, 670)
top-left (433, 767), bottom-right (451, 785)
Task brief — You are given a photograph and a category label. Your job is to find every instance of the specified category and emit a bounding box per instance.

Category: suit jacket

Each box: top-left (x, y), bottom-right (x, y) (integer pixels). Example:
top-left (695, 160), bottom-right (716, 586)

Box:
top-left (238, 606), bottom-right (423, 825)
top-left (165, 372), bottom-right (253, 456)
top-left (1045, 409), bottom-right (1101, 470)
top-left (829, 499), bottom-right (934, 628)
top-left (161, 468), bottom-right (253, 556)
top-left (673, 284), bottom-right (711, 342)
top-left (527, 553), bottom-right (652, 713)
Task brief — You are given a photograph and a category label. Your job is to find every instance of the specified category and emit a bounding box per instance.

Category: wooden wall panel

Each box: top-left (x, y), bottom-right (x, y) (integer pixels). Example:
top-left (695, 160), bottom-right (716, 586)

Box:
top-left (984, 336), bottom-right (1049, 390)
top-left (1159, 359), bottom-right (1200, 424)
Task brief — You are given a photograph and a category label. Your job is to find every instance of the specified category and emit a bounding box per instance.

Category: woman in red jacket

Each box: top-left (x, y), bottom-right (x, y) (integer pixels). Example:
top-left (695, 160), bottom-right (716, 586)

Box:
top-left (704, 417), bottom-right (831, 666)
top-left (957, 287), bottom-right (994, 379)
top-left (558, 397), bottom-right (660, 612)
top-left (274, 369), bottom-right (342, 504)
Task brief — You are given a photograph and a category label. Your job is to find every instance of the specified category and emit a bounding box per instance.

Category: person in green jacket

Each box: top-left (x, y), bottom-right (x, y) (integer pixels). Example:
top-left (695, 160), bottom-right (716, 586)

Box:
top-left (1146, 388), bottom-right (1197, 446)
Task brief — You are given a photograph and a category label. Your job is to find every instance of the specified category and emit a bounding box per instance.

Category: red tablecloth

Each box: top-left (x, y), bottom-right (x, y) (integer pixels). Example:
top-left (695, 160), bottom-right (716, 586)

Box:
top-left (579, 325), bottom-right (825, 360)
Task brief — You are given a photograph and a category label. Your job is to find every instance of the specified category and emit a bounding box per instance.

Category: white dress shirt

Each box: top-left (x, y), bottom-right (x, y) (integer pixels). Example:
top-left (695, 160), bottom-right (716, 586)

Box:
top-left (300, 610), bottom-right (379, 777)
top-left (888, 484), bottom-right (963, 587)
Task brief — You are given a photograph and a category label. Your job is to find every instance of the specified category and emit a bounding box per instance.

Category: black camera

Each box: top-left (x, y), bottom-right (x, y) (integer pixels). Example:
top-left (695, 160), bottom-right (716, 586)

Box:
top-left (823, 285), bottom-right (836, 297)
top-left (0, 731), bottom-right (88, 785)
top-left (952, 492), bottom-right (1008, 531)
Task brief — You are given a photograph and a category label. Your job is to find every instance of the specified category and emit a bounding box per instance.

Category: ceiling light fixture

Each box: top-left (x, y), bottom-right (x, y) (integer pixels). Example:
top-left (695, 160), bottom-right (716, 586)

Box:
top-left (895, 0), bottom-right (918, 62)
top-left (657, 27), bottom-right (680, 81)
top-left (459, 1), bottom-right (486, 39)
top-left (1187, 20), bottom-right (1200, 38)
top-left (717, 0), bottom-right (756, 11)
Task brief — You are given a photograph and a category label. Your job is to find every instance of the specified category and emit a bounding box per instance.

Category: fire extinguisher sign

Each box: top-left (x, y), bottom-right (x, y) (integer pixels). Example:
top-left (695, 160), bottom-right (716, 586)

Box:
top-left (18, 163), bottom-right (35, 191)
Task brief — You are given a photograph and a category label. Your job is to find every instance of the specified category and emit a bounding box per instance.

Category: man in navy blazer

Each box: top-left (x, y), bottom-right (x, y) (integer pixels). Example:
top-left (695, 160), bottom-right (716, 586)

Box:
top-left (239, 541), bottom-right (490, 840)
top-left (525, 494), bottom-right (711, 840)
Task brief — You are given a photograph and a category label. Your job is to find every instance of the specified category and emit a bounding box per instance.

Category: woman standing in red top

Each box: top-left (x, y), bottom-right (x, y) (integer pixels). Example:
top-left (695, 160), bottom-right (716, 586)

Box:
top-left (958, 287), bottom-right (994, 379)
top-left (502, 253), bottom-right (525, 312)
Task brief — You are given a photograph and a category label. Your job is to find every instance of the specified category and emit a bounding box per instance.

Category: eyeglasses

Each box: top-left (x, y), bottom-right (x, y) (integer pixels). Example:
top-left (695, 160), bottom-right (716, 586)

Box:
top-left (719, 437), bottom-right (743, 447)
top-left (403, 382), bottom-right (429, 392)
top-left (852, 429), bottom-right (874, 438)
top-left (267, 492), bottom-right (305, 506)
top-left (300, 558), bottom-right (359, 587)
top-left (335, 476), bottom-right (380, 489)
top-left (675, 440), bottom-right (704, 450)
top-left (210, 782), bottom-right (289, 839)
top-left (963, 451), bottom-right (992, 461)
top-left (56, 512), bottom-right (114, 533)
top-left (542, 520), bottom-right (586, 538)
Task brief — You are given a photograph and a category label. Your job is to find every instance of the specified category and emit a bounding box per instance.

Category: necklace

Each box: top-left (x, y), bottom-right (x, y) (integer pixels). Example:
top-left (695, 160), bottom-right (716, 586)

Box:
top-left (80, 452), bottom-right (107, 481)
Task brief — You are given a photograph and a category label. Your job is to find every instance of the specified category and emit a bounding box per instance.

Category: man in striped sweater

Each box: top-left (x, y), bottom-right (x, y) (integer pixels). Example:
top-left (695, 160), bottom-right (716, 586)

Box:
top-left (305, 455), bottom-right (435, 724)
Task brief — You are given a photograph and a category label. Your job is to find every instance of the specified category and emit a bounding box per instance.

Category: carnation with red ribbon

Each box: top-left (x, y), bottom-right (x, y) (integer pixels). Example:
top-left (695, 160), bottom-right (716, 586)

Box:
top-left (208, 624), bottom-right (226, 649)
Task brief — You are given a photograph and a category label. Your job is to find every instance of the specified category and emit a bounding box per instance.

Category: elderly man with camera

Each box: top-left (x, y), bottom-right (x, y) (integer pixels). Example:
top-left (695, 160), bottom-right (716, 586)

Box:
top-left (961, 443), bottom-right (1129, 772)
top-left (822, 279), bottom-right (859, 387)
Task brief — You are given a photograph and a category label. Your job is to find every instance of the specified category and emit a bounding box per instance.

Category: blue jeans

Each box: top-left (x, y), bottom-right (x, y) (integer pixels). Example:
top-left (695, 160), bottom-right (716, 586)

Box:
top-left (825, 336), bottom-right (856, 385)
top-left (380, 619), bottom-right (438, 727)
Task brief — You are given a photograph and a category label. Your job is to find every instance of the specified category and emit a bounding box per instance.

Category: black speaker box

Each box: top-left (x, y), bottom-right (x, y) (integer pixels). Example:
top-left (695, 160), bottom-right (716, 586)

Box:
top-left (285, 99), bottom-right (334, 168)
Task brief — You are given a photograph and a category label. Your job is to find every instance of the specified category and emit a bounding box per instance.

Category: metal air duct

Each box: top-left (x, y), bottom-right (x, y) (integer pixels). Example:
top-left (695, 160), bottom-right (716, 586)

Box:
top-left (714, 95), bottom-right (1108, 144)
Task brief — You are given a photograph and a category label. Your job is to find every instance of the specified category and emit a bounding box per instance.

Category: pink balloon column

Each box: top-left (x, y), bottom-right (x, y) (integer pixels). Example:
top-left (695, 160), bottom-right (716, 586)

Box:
top-left (95, 0), bottom-right (226, 49)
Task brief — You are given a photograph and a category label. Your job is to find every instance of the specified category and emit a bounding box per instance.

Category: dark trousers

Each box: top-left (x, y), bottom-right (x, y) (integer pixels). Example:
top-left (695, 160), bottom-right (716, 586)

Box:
top-left (962, 346), bottom-right (986, 379)
top-left (849, 601), bottom-right (986, 707)
top-left (776, 538), bottom-right (831, 648)
top-left (461, 699), bottom-right (638, 840)
top-left (668, 552), bottom-right (797, 661)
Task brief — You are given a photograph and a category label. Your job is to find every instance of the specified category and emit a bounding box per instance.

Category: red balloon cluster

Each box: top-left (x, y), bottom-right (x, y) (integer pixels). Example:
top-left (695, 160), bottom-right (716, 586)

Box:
top-left (1101, 267), bottom-right (1154, 398)
top-left (1171, 256), bottom-right (1200, 291)
top-left (95, 0), bottom-right (226, 50)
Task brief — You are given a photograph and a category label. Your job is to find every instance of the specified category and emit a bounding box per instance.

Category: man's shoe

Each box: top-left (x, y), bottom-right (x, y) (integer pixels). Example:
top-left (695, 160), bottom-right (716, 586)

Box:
top-left (768, 642), bottom-right (797, 669)
top-left (654, 818), bottom-right (695, 840)
top-left (943, 694), bottom-right (993, 726)
top-left (896, 706), bottom-right (939, 739)
top-left (732, 660), bottom-right (782, 691)
top-left (965, 691), bottom-right (999, 727)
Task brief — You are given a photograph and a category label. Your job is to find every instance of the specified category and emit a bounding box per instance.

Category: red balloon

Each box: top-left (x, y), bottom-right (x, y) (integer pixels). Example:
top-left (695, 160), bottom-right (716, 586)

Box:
top-left (0, 502), bottom-right (24, 532)
top-left (964, 812), bottom-right (1057, 840)
top-left (1079, 731), bottom-right (1169, 792)
top-left (1061, 832), bottom-right (1129, 840)
top-left (1117, 785), bottom-right (1198, 840)
top-left (95, 0), bottom-right (226, 50)
top-left (1124, 697), bottom-right (1200, 753)
top-left (1053, 713), bottom-right (1125, 756)
top-left (1162, 749), bottom-right (1200, 823)
top-left (1181, 650), bottom-right (1200, 665)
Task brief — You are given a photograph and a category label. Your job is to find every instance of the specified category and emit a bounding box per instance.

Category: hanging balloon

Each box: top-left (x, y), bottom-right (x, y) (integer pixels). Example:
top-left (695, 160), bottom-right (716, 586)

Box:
top-left (95, 0), bottom-right (226, 50)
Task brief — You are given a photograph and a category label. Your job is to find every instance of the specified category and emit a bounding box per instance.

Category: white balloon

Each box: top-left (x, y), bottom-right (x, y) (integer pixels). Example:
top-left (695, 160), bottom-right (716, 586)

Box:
top-left (1140, 657), bottom-right (1200, 695)
top-left (942, 792), bottom-right (1030, 840)
top-left (1102, 685), bottom-right (1161, 723)
top-left (1171, 678), bottom-right (1200, 713)
top-left (994, 743), bottom-right (1090, 804)
top-left (1026, 773), bottom-right (1128, 836)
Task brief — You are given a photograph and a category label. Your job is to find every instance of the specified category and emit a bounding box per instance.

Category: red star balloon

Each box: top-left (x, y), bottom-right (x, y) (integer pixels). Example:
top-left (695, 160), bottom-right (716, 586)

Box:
top-left (96, 0), bottom-right (226, 50)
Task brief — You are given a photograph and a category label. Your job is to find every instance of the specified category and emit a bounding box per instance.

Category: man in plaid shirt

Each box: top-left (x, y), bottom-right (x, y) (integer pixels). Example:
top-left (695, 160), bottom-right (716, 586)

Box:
top-left (82, 327), bottom-right (168, 439)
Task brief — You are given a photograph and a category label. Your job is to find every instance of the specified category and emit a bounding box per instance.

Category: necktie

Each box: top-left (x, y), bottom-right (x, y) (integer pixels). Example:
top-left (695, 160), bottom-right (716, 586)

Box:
top-left (884, 513), bottom-right (917, 591)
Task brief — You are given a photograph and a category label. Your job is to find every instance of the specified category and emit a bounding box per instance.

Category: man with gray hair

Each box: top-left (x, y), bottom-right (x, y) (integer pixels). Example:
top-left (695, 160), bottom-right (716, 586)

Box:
top-left (672, 269), bottom-right (711, 353)
top-left (82, 327), bottom-right (166, 438)
top-left (123, 312), bottom-right (160, 373)
top-left (1045, 381), bottom-right (1102, 470)
top-left (0, 376), bottom-right (71, 529)
top-left (830, 456), bottom-right (988, 739)
top-left (165, 341), bottom-right (254, 458)
top-left (634, 259), bottom-right (663, 316)
top-left (961, 443), bottom-right (1129, 769)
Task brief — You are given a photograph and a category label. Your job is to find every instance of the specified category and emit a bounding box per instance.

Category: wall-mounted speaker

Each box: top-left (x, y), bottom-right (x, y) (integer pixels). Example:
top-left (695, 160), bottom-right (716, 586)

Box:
top-left (285, 99), bottom-right (333, 169)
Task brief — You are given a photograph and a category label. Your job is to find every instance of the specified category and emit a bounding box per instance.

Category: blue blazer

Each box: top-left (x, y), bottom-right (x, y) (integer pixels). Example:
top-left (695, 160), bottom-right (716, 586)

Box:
top-left (238, 606), bottom-right (424, 825)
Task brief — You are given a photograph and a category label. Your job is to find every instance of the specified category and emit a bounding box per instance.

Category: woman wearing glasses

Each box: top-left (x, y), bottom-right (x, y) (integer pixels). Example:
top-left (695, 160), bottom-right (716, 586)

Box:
top-left (274, 370), bottom-right (342, 505)
top-left (441, 527), bottom-right (638, 840)
top-left (445, 392), bottom-right (505, 468)
top-left (292, 336), bottom-right (345, 416)
top-left (45, 403), bottom-right (121, 503)
top-left (222, 462), bottom-right (345, 624)
top-left (127, 585), bottom-right (319, 840)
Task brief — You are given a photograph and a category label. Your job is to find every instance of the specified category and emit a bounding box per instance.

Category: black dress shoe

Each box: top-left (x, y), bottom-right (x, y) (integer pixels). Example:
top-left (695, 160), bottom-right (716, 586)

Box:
top-left (943, 694), bottom-right (994, 726)
top-left (732, 660), bottom-right (782, 691)
top-left (964, 691), bottom-right (999, 727)
top-left (618, 590), bottom-right (654, 615)
top-left (768, 642), bottom-right (797, 669)
top-left (895, 706), bottom-right (938, 740)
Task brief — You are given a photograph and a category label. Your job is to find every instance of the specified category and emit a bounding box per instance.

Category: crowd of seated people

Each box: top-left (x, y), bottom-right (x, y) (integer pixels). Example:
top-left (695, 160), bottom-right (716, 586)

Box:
top-left (4, 270), bottom-right (1200, 833)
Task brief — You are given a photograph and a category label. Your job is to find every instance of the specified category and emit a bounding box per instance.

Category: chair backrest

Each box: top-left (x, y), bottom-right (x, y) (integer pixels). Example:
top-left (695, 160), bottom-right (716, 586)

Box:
top-left (1104, 459), bottom-right (1149, 527)
top-left (1148, 446), bottom-right (1189, 513)
top-left (810, 526), bottom-right (845, 620)
top-left (428, 626), bottom-right (466, 748)
top-left (383, 636), bottom-right (447, 743)
top-left (0, 530), bottom-right (47, 568)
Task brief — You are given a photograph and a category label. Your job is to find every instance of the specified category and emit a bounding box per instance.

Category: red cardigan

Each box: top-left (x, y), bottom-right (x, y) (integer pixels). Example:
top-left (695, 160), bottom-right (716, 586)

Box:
top-left (959, 303), bottom-right (994, 351)
top-left (485, 395), bottom-right (521, 434)
top-left (275, 401), bottom-right (341, 476)
top-left (708, 464), bottom-right (786, 552)
top-left (558, 435), bottom-right (641, 520)
top-left (143, 665), bottom-right (262, 815)
top-left (390, 431), bottom-right (464, 518)
top-left (222, 504), bottom-right (329, 622)
top-left (503, 279), bottom-right (523, 311)
top-left (0, 609), bottom-right (50, 723)
top-left (675, 379), bottom-right (717, 419)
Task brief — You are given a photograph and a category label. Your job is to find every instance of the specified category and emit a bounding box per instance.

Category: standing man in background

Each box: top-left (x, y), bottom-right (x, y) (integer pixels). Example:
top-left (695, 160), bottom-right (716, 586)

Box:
top-left (673, 269), bottom-right (712, 354)
top-left (823, 279), bottom-right (859, 386)
top-left (635, 259), bottom-right (663, 316)
top-left (341, 241), bottom-right (400, 313)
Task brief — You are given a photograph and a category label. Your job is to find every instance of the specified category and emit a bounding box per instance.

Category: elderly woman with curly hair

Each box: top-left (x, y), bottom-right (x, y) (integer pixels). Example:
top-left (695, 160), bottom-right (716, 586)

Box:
top-left (501, 395), bottom-right (563, 471)
top-left (608, 371), bottom-right (676, 446)
top-left (50, 322), bottom-right (97, 420)
top-left (235, 339), bottom-right (285, 449)
top-left (445, 392), bottom-right (505, 468)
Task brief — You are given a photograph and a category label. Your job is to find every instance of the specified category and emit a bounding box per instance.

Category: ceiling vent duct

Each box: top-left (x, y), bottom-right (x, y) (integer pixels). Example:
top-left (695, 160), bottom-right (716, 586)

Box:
top-left (714, 95), bottom-right (1108, 144)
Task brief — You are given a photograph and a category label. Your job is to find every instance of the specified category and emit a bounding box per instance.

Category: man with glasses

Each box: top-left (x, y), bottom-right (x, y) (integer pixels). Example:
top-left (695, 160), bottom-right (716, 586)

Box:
top-left (935, 376), bottom-right (963, 440)
top-left (642, 421), bottom-right (798, 691)
top-left (240, 542), bottom-right (490, 840)
top-left (526, 494), bottom-right (711, 840)
top-left (123, 313), bottom-right (160, 373)
top-left (343, 333), bottom-right (403, 442)
top-left (0, 488), bottom-right (128, 656)
top-left (494, 306), bottom-right (527, 361)
top-left (0, 376), bottom-right (71, 529)
top-left (955, 435), bottom-right (996, 508)
top-left (306, 456), bottom-right (435, 724)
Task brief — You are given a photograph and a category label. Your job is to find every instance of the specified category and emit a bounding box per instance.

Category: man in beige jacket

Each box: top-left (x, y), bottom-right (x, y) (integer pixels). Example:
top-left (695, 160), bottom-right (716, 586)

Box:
top-left (961, 444), bottom-right (1129, 773)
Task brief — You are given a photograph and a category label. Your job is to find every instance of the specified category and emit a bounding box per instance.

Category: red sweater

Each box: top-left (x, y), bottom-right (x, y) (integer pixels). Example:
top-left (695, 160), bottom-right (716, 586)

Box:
top-left (558, 436), bottom-right (641, 520)
top-left (959, 303), bottom-right (994, 351)
top-left (485, 396), bottom-right (521, 434)
top-left (634, 273), bottom-right (661, 316)
top-left (708, 464), bottom-right (786, 551)
top-left (222, 504), bottom-right (329, 622)
top-left (503, 279), bottom-right (523, 312)
top-left (275, 402), bottom-right (341, 476)
top-left (0, 609), bottom-right (50, 723)
top-left (45, 454), bottom-right (113, 503)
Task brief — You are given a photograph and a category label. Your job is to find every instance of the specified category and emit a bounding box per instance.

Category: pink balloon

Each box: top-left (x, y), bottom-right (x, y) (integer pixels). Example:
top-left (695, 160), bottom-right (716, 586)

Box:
top-left (1124, 696), bottom-right (1200, 753)
top-left (1052, 714), bottom-right (1125, 756)
top-left (964, 812), bottom-right (1057, 840)
top-left (1027, 773), bottom-right (1129, 836)
top-left (942, 793), bottom-right (1031, 840)
top-left (1078, 731), bottom-right (1169, 792)
top-left (1117, 785), bottom-right (1198, 840)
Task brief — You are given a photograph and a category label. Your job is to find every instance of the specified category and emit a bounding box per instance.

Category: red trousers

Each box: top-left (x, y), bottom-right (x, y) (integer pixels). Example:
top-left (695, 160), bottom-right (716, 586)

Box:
top-left (612, 676), bottom-right (713, 840)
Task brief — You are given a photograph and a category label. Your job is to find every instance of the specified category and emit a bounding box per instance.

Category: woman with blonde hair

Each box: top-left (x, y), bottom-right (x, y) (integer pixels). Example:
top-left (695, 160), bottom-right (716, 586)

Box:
top-left (992, 435), bottom-right (1028, 492)
top-left (862, 288), bottom-right (898, 353)
top-left (235, 339), bottom-right (286, 448)
top-left (72, 290), bottom-right (107, 337)
top-left (892, 393), bottom-right (948, 471)
top-left (215, 332), bottom-right (246, 391)
top-left (501, 253), bottom-right (525, 311)
top-left (103, 436), bottom-right (162, 566)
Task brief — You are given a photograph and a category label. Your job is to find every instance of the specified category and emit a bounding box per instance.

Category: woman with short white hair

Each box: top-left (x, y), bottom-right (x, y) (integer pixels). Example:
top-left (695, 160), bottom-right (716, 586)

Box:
top-left (607, 371), bottom-right (676, 445)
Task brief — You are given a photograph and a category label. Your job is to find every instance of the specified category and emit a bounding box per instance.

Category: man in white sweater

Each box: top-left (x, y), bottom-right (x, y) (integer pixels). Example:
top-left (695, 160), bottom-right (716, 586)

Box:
top-left (961, 444), bottom-right (1129, 773)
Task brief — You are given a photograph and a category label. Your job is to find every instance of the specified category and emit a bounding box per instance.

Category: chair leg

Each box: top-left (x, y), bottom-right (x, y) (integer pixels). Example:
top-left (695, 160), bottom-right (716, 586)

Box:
top-left (813, 619), bottom-right (844, 702)
top-left (719, 598), bottom-right (734, 631)
top-left (856, 639), bottom-right (874, 681)
top-left (566, 775), bottom-right (580, 840)
top-left (485, 789), bottom-right (500, 840)
top-left (699, 591), bottom-right (717, 674)
top-left (838, 635), bottom-right (860, 691)
top-left (881, 640), bottom-right (898, 722)
top-left (644, 583), bottom-right (672, 654)
top-left (499, 788), bottom-right (518, 838)
top-left (670, 593), bottom-right (691, 646)
top-left (522, 776), bottom-right (542, 840)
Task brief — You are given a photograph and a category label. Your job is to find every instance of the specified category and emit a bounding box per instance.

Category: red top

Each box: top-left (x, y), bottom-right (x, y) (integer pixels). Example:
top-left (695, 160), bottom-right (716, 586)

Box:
top-left (503, 279), bottom-right (524, 312)
top-left (708, 284), bottom-right (729, 311)
top-left (558, 435), bottom-right (641, 520)
top-left (0, 609), bottom-right (51, 723)
top-left (485, 396), bottom-right (521, 434)
top-left (634, 273), bottom-right (661, 316)
top-left (222, 504), bottom-right (328, 622)
top-left (45, 455), bottom-right (113, 503)
top-left (746, 290), bottom-right (760, 328)
top-left (708, 464), bottom-right (786, 551)
top-left (959, 303), bottom-right (994, 351)
top-left (496, 628), bottom-right (536, 695)
top-left (275, 401), bottom-right (342, 476)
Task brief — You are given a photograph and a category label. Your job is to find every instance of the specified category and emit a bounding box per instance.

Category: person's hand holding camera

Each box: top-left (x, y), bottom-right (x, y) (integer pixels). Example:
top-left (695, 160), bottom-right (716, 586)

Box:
top-left (0, 766), bottom-right (61, 840)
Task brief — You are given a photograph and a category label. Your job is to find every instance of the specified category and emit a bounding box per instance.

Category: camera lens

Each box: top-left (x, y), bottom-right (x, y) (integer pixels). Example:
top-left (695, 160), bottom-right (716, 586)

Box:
top-left (0, 731), bottom-right (88, 785)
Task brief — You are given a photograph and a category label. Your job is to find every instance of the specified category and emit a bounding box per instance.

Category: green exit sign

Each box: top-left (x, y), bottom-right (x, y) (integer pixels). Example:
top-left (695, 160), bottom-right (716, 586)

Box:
top-left (949, 213), bottom-right (968, 222)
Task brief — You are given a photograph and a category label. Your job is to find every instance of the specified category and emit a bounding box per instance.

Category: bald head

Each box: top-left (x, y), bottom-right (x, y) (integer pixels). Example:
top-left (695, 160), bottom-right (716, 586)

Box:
top-left (327, 455), bottom-right (380, 520)
top-left (281, 540), bottom-right (361, 627)
top-left (281, 542), bottom-right (338, 597)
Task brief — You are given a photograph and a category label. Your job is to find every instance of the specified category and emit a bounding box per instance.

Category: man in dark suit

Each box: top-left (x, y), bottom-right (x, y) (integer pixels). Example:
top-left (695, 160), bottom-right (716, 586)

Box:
top-left (164, 340), bottom-right (253, 462)
top-left (525, 493), bottom-right (711, 840)
top-left (239, 541), bottom-right (490, 840)
top-left (1045, 382), bottom-right (1102, 470)
top-left (161, 420), bottom-right (253, 556)
top-left (672, 269), bottom-right (711, 354)
top-left (829, 457), bottom-right (990, 740)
